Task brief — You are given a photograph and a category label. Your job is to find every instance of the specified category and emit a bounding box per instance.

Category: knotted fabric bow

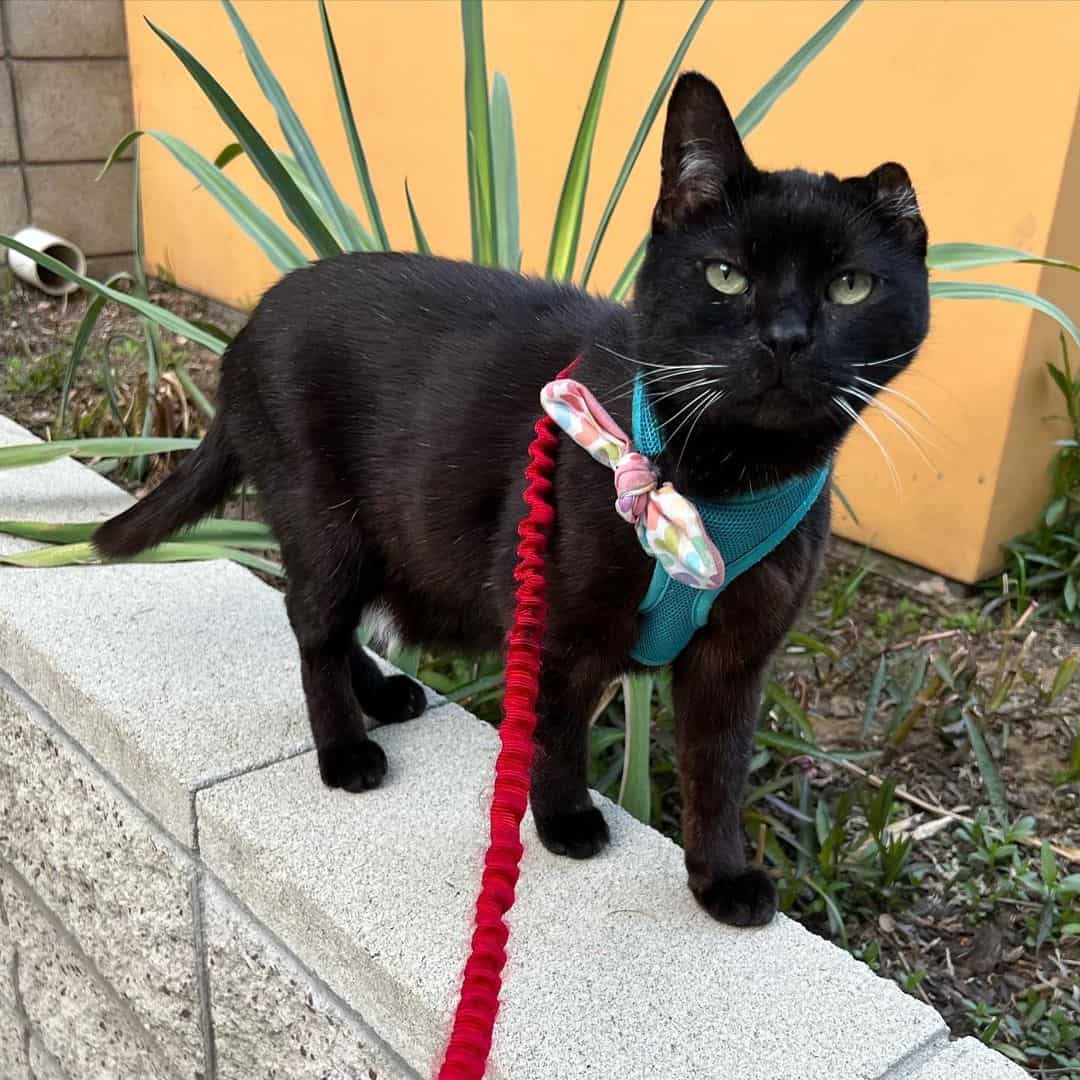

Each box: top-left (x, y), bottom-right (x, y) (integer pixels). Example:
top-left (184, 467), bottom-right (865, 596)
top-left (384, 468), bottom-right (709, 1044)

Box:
top-left (540, 378), bottom-right (725, 590)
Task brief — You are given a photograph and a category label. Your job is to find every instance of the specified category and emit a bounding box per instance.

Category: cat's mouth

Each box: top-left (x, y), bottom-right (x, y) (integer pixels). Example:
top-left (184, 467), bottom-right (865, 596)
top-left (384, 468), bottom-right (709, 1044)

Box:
top-left (729, 382), bottom-right (827, 430)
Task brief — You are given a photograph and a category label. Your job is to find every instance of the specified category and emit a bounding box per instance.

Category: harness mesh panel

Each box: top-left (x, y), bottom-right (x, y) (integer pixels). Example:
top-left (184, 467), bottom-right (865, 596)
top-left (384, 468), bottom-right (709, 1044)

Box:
top-left (630, 376), bottom-right (828, 665)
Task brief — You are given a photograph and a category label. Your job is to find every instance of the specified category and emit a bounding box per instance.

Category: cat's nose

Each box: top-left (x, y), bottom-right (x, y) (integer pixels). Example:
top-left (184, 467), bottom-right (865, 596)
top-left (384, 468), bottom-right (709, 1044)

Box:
top-left (762, 316), bottom-right (810, 364)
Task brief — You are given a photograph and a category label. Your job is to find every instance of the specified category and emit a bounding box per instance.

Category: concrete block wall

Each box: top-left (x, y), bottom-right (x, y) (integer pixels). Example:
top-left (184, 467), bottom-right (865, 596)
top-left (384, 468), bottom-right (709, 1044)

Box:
top-left (0, 410), bottom-right (1030, 1080)
top-left (0, 0), bottom-right (133, 280)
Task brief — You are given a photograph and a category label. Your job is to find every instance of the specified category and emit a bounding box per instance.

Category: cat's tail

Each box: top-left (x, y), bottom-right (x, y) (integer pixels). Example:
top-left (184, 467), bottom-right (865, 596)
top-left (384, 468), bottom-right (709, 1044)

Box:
top-left (93, 416), bottom-right (242, 558)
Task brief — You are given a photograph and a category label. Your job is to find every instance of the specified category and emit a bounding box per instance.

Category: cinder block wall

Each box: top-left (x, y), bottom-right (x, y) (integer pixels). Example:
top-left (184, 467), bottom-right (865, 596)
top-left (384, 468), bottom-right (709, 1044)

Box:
top-left (0, 0), bottom-right (134, 280)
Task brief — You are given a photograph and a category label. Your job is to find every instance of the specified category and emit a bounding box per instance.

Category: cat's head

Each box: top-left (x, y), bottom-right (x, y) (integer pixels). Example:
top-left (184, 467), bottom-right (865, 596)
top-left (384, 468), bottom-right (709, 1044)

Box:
top-left (632, 72), bottom-right (930, 475)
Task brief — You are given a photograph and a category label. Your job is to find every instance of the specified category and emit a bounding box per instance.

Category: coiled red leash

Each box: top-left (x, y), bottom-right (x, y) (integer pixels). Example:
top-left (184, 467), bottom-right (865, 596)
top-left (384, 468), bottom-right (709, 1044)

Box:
top-left (437, 359), bottom-right (577, 1080)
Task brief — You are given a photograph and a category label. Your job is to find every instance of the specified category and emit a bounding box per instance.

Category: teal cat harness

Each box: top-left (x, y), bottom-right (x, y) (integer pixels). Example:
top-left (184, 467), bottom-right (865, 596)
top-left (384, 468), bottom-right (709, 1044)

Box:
top-left (629, 376), bottom-right (830, 664)
top-left (539, 373), bottom-right (829, 666)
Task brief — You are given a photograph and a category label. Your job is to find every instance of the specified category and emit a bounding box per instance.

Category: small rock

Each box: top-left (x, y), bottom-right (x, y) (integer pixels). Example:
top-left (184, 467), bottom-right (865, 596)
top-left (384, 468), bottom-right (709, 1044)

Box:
top-left (830, 695), bottom-right (856, 718)
top-left (914, 575), bottom-right (950, 597)
top-left (878, 913), bottom-right (897, 933)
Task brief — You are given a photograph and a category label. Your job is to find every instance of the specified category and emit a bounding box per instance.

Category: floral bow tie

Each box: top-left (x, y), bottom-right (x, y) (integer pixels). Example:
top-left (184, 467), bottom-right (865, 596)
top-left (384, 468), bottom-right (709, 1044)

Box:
top-left (540, 378), bottom-right (725, 590)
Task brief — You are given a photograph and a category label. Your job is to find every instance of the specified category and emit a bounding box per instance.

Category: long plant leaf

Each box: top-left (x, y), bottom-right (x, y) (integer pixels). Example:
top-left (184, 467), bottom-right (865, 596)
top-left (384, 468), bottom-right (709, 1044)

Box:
top-left (461, 0), bottom-right (497, 265)
top-left (754, 729), bottom-right (878, 764)
top-left (546, 0), bottom-right (625, 282)
top-left (58, 272), bottom-right (134, 430)
top-left (962, 707), bottom-right (1009, 826)
top-left (927, 243), bottom-right (1080, 274)
top-left (579, 0), bottom-right (712, 288)
top-left (276, 154), bottom-right (374, 249)
top-left (221, 0), bottom-right (363, 251)
top-left (129, 141), bottom-right (161, 484)
top-left (404, 180), bottom-right (432, 255)
top-left (213, 142), bottom-right (244, 170)
top-left (0, 518), bottom-right (277, 548)
top-left (610, 235), bottom-right (646, 303)
top-left (317, 0), bottom-right (389, 250)
top-left (930, 281), bottom-right (1080, 346)
top-left (610, 0), bottom-right (862, 297)
top-left (737, 0), bottom-right (862, 139)
top-left (0, 540), bottom-right (283, 576)
top-left (490, 72), bottom-right (521, 271)
top-left (212, 144), bottom-right (374, 250)
top-left (145, 19), bottom-right (341, 259)
top-left (447, 671), bottom-right (504, 704)
top-left (0, 237), bottom-right (225, 352)
top-left (618, 673), bottom-right (653, 823)
top-left (173, 365), bottom-right (216, 422)
top-left (0, 437), bottom-right (199, 470)
top-left (103, 131), bottom-right (307, 272)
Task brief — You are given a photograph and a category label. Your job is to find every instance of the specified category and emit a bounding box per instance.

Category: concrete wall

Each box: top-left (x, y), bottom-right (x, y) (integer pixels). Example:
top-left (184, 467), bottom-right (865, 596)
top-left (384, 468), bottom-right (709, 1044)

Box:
top-left (0, 0), bottom-right (134, 279)
top-left (0, 410), bottom-right (1030, 1080)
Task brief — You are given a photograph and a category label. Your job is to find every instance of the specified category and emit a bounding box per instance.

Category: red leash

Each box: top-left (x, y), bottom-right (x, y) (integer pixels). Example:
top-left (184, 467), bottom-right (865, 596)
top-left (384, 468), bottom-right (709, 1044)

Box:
top-left (437, 359), bottom-right (577, 1079)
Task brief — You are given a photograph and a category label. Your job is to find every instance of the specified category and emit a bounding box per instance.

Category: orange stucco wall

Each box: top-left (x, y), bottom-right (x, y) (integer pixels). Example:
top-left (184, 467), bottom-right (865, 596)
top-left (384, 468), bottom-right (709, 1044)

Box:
top-left (123, 0), bottom-right (1080, 583)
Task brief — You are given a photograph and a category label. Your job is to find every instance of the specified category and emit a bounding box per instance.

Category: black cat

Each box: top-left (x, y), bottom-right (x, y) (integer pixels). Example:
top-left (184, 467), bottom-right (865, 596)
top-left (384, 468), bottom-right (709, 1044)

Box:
top-left (94, 72), bottom-right (929, 927)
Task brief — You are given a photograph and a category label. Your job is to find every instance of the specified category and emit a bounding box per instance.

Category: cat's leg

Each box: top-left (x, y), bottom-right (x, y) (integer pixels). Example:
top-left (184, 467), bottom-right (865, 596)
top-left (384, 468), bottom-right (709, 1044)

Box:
top-left (282, 528), bottom-right (394, 792)
top-left (532, 663), bottom-right (610, 859)
top-left (348, 643), bottom-right (427, 726)
top-left (673, 648), bottom-right (777, 926)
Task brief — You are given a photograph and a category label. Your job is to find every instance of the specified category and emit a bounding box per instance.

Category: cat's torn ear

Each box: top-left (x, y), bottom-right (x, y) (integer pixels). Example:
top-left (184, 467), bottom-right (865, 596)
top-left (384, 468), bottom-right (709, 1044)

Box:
top-left (653, 72), bottom-right (752, 233)
top-left (852, 162), bottom-right (928, 254)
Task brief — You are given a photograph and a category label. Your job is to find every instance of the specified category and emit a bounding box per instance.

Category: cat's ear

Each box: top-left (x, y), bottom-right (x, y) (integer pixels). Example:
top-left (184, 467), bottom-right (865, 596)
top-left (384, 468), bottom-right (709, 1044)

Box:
top-left (653, 72), bottom-right (752, 233)
top-left (849, 162), bottom-right (928, 255)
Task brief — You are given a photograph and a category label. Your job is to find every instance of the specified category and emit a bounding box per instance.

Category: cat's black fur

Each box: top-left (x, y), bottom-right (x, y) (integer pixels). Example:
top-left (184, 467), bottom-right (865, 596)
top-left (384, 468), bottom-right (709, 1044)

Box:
top-left (94, 73), bottom-right (929, 926)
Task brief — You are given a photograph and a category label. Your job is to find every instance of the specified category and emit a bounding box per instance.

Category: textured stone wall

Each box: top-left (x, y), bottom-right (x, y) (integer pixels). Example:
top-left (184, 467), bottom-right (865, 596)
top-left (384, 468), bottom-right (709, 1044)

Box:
top-left (0, 0), bottom-right (133, 279)
top-left (0, 411), bottom-right (1030, 1080)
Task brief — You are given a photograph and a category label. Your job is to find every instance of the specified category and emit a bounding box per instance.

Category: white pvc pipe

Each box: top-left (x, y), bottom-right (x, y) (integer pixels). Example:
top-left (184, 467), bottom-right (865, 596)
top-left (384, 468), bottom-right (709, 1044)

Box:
top-left (6, 226), bottom-right (86, 297)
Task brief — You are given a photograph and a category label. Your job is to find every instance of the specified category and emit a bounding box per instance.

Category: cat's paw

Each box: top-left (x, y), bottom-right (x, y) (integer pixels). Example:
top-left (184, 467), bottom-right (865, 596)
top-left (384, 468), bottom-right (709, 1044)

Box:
top-left (535, 807), bottom-right (610, 859)
top-left (318, 738), bottom-right (388, 792)
top-left (368, 675), bottom-right (428, 725)
top-left (693, 867), bottom-right (777, 927)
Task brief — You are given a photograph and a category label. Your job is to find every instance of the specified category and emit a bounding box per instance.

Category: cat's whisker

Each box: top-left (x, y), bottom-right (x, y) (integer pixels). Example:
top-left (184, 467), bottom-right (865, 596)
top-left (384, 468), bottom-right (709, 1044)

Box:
top-left (658, 388), bottom-right (716, 434)
top-left (605, 363), bottom-right (727, 398)
top-left (605, 368), bottom-right (730, 405)
top-left (685, 347), bottom-right (729, 366)
top-left (594, 342), bottom-right (727, 373)
top-left (593, 342), bottom-right (651, 367)
top-left (607, 376), bottom-right (715, 412)
top-left (853, 375), bottom-right (936, 428)
top-left (676, 389), bottom-right (724, 471)
top-left (849, 345), bottom-right (920, 370)
top-left (605, 370), bottom-right (702, 404)
top-left (839, 386), bottom-right (939, 471)
top-left (840, 384), bottom-right (938, 450)
top-left (832, 395), bottom-right (902, 494)
top-left (646, 376), bottom-right (720, 408)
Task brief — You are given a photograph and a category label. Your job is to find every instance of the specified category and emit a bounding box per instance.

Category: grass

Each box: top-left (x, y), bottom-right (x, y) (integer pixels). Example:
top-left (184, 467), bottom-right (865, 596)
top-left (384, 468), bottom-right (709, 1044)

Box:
top-left (998, 337), bottom-right (1080, 629)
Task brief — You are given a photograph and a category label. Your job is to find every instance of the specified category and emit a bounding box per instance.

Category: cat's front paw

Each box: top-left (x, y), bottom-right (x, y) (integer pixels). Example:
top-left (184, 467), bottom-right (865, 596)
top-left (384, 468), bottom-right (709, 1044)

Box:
top-left (535, 807), bottom-right (610, 859)
top-left (318, 738), bottom-right (388, 792)
top-left (368, 675), bottom-right (428, 725)
top-left (693, 867), bottom-right (777, 927)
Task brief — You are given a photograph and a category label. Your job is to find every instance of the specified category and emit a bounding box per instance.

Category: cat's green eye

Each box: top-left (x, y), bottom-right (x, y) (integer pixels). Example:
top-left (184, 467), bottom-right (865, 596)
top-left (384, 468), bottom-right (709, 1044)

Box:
top-left (827, 271), bottom-right (874, 306)
top-left (705, 261), bottom-right (749, 296)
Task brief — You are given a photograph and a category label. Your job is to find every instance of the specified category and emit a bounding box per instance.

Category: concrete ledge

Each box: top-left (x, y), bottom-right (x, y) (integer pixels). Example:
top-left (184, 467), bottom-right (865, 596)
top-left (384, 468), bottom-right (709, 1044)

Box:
top-left (0, 414), bottom-right (1029, 1079)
